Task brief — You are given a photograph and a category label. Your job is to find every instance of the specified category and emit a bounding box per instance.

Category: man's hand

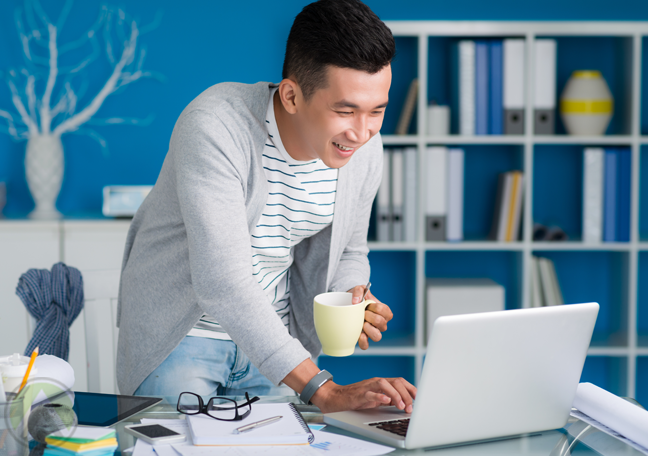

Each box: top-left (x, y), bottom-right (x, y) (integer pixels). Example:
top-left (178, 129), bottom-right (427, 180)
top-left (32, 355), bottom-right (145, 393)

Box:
top-left (348, 285), bottom-right (393, 350)
top-left (311, 376), bottom-right (416, 414)
top-left (283, 359), bottom-right (416, 414)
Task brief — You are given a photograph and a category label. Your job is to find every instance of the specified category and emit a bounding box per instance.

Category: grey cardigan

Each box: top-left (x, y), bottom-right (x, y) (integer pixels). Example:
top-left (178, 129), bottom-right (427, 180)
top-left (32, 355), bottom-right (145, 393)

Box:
top-left (116, 82), bottom-right (383, 395)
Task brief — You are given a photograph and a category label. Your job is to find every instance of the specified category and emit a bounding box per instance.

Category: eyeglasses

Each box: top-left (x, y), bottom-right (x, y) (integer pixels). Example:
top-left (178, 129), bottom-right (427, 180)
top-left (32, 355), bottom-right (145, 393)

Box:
top-left (177, 392), bottom-right (260, 421)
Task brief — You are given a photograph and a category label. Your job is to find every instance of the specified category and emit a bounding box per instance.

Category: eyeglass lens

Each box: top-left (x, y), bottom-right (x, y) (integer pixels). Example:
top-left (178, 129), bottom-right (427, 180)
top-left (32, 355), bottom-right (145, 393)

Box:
top-left (178, 392), bottom-right (202, 414)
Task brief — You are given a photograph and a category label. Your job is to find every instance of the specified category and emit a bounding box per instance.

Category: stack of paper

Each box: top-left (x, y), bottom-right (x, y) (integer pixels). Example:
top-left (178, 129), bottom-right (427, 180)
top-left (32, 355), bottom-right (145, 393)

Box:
top-left (45, 427), bottom-right (117, 456)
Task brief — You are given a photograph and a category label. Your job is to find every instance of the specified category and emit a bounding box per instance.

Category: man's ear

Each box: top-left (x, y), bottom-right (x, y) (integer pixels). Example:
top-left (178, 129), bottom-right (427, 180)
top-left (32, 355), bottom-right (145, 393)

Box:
top-left (277, 78), bottom-right (301, 114)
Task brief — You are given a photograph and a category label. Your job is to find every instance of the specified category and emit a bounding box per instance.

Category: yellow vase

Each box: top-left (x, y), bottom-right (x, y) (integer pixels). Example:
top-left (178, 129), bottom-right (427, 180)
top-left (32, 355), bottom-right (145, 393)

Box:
top-left (559, 70), bottom-right (613, 136)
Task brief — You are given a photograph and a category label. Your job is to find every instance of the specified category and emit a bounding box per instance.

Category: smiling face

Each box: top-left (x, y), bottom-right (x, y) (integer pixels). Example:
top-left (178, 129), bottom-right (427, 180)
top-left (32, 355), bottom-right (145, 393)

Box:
top-left (274, 64), bottom-right (392, 169)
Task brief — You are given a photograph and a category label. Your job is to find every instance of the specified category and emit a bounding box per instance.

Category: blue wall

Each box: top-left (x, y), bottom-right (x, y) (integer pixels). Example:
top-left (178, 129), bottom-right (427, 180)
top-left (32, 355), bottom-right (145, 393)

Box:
top-left (1, 0), bottom-right (648, 216)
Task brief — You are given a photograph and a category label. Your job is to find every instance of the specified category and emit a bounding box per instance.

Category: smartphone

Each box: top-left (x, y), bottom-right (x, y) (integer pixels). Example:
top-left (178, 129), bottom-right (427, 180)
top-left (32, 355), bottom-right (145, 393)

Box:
top-left (124, 424), bottom-right (186, 445)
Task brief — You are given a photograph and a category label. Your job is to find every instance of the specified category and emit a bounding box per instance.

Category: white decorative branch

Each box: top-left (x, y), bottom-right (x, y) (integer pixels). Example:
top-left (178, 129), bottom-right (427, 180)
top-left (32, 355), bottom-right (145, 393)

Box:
top-left (7, 78), bottom-right (37, 134)
top-left (0, 0), bottom-right (162, 148)
top-left (54, 18), bottom-right (139, 136)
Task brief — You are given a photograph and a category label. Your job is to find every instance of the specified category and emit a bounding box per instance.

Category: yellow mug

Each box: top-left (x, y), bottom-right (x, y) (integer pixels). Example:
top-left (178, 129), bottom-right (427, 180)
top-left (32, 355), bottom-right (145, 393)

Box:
top-left (313, 292), bottom-right (375, 357)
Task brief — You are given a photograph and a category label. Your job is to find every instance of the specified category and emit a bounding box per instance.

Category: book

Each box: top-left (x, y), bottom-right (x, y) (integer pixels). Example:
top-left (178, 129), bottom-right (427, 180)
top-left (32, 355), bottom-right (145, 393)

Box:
top-left (583, 148), bottom-right (605, 243)
top-left (603, 148), bottom-right (618, 242)
top-left (489, 40), bottom-right (504, 135)
top-left (187, 402), bottom-right (313, 446)
top-left (427, 278), bottom-right (504, 338)
top-left (396, 79), bottom-right (419, 135)
top-left (425, 146), bottom-right (447, 241)
top-left (377, 150), bottom-right (391, 242)
top-left (474, 41), bottom-right (489, 135)
top-left (505, 171), bottom-right (524, 242)
top-left (533, 39), bottom-right (557, 135)
top-left (458, 40), bottom-right (476, 136)
top-left (446, 148), bottom-right (464, 242)
top-left (616, 147), bottom-right (631, 242)
top-left (403, 147), bottom-right (417, 242)
top-left (391, 148), bottom-right (404, 241)
top-left (489, 173), bottom-right (512, 241)
top-left (537, 256), bottom-right (564, 307)
top-left (503, 39), bottom-right (525, 135)
top-left (530, 256), bottom-right (543, 307)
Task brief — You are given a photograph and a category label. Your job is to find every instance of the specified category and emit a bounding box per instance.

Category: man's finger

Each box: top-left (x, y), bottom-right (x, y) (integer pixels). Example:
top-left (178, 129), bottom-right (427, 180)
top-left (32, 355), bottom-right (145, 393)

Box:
top-left (372, 378), bottom-right (405, 410)
top-left (363, 321), bottom-right (382, 342)
top-left (364, 309), bottom-right (387, 332)
top-left (388, 378), bottom-right (415, 412)
top-left (358, 332), bottom-right (369, 350)
top-left (366, 301), bottom-right (393, 322)
top-left (349, 285), bottom-right (365, 304)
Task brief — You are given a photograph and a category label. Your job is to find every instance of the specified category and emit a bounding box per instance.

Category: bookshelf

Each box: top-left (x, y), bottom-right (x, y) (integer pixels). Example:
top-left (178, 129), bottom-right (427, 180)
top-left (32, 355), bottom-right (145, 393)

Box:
top-left (318, 21), bottom-right (648, 405)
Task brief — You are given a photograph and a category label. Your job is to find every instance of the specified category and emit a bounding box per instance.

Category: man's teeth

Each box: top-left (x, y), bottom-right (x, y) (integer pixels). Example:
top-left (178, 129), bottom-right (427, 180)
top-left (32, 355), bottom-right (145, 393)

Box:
top-left (335, 142), bottom-right (353, 151)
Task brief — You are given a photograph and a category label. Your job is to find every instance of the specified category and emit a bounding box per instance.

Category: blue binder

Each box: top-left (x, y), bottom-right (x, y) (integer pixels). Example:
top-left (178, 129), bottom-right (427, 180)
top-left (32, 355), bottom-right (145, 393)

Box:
top-left (603, 149), bottom-right (617, 242)
top-left (475, 41), bottom-right (489, 135)
top-left (616, 148), bottom-right (631, 242)
top-left (489, 41), bottom-right (503, 135)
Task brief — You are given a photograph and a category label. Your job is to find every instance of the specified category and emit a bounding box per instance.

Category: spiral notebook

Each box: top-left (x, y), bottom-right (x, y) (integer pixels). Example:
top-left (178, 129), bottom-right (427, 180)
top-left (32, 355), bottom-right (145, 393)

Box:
top-left (186, 402), bottom-right (314, 446)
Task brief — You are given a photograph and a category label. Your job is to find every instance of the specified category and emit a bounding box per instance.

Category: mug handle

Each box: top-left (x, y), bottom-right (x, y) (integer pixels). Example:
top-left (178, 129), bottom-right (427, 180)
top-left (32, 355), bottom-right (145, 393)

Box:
top-left (360, 299), bottom-right (376, 309)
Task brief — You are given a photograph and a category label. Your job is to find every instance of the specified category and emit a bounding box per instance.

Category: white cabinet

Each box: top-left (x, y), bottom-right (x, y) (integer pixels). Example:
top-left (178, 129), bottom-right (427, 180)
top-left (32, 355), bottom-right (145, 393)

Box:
top-left (0, 221), bottom-right (60, 355)
top-left (0, 219), bottom-right (130, 393)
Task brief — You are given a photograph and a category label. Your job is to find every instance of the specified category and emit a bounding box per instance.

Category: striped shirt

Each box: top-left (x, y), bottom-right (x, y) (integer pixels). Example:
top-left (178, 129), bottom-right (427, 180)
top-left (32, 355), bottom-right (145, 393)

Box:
top-left (188, 88), bottom-right (338, 340)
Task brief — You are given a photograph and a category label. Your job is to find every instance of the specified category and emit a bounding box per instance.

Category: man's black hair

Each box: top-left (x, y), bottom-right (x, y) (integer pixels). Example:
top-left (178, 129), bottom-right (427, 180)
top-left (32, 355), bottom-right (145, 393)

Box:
top-left (282, 0), bottom-right (396, 101)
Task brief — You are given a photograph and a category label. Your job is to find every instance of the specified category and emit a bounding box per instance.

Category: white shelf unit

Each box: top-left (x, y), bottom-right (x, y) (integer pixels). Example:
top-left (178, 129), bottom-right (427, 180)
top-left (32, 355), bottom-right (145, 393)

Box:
top-left (349, 21), bottom-right (648, 399)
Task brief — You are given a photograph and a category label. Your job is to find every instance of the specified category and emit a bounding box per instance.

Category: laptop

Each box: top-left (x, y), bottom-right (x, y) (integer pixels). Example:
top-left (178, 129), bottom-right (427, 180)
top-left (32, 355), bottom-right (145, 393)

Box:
top-left (324, 302), bottom-right (599, 450)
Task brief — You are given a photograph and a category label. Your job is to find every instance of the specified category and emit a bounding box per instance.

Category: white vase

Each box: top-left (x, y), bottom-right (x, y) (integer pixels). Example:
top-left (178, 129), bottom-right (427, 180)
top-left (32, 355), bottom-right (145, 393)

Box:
top-left (25, 134), bottom-right (64, 220)
top-left (560, 70), bottom-right (614, 136)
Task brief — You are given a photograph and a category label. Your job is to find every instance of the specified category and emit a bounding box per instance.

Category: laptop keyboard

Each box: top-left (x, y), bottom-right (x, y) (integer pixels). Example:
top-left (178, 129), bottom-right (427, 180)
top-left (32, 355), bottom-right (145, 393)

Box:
top-left (368, 418), bottom-right (410, 437)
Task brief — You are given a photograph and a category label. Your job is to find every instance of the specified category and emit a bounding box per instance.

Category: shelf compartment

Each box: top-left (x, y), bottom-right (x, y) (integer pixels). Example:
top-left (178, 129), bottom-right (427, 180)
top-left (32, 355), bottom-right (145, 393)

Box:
top-left (640, 146), bottom-right (648, 241)
top-left (317, 356), bottom-right (415, 386)
top-left (367, 251), bottom-right (416, 344)
top-left (636, 252), bottom-right (648, 347)
top-left (459, 145), bottom-right (525, 241)
top-left (637, 357), bottom-right (648, 406)
top-left (643, 37), bottom-right (648, 136)
top-left (533, 145), bottom-right (584, 241)
top-left (533, 251), bottom-right (629, 347)
top-left (425, 250), bottom-right (522, 310)
top-left (580, 355), bottom-right (627, 397)
top-left (383, 37), bottom-right (418, 136)
top-left (537, 35), bottom-right (633, 136)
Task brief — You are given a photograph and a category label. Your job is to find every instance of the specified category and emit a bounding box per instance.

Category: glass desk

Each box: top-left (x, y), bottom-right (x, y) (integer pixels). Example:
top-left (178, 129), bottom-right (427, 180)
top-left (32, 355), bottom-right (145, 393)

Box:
top-left (111, 396), bottom-right (645, 456)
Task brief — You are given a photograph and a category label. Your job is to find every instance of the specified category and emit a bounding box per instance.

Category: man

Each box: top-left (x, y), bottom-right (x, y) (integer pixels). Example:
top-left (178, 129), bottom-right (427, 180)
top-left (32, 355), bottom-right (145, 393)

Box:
top-left (116, 0), bottom-right (417, 413)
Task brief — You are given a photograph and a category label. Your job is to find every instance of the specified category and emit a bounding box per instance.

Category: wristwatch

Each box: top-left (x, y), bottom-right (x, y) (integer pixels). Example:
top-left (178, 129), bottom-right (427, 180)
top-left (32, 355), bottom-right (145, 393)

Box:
top-left (300, 370), bottom-right (333, 405)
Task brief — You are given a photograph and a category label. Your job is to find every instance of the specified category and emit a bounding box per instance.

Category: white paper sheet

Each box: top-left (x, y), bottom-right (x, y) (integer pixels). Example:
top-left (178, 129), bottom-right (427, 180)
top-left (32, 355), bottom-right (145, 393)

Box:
top-left (170, 430), bottom-right (393, 456)
top-left (573, 383), bottom-right (648, 451)
top-left (133, 418), bottom-right (393, 456)
top-left (570, 409), bottom-right (648, 455)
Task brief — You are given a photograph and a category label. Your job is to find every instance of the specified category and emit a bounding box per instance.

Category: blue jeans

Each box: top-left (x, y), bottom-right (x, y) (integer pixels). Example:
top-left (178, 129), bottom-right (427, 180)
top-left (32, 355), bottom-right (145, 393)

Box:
top-left (134, 336), bottom-right (295, 405)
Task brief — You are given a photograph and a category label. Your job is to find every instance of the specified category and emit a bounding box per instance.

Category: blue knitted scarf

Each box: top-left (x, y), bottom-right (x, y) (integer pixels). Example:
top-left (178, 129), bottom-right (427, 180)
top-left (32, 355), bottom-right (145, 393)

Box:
top-left (16, 263), bottom-right (84, 361)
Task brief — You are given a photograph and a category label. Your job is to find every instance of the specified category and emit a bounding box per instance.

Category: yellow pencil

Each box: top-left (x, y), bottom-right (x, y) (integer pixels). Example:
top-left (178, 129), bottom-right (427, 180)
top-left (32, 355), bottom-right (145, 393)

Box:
top-left (18, 347), bottom-right (38, 393)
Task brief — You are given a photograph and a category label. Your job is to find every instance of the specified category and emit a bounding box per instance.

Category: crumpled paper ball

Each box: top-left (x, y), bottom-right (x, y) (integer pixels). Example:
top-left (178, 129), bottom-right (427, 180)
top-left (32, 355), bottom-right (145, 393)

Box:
top-left (28, 403), bottom-right (78, 443)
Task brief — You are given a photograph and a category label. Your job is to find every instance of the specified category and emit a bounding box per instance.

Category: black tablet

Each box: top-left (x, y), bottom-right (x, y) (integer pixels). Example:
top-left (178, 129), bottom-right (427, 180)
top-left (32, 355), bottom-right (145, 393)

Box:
top-left (72, 391), bottom-right (162, 427)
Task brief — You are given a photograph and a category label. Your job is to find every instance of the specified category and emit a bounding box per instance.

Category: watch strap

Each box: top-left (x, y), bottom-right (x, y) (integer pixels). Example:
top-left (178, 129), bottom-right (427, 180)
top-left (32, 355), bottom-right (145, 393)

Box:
top-left (300, 370), bottom-right (333, 405)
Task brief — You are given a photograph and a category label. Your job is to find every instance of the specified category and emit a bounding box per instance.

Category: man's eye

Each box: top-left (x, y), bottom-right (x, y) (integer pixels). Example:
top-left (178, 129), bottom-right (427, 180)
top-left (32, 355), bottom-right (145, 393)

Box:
top-left (336, 111), bottom-right (353, 115)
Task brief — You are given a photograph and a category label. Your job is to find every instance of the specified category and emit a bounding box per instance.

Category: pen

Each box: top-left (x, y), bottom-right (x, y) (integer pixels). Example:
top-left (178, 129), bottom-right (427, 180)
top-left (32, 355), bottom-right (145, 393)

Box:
top-left (19, 347), bottom-right (38, 393)
top-left (233, 415), bottom-right (283, 434)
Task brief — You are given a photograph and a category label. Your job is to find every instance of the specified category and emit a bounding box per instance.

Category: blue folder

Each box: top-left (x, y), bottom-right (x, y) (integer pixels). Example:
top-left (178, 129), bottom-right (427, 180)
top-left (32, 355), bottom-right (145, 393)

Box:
top-left (489, 41), bottom-right (503, 135)
top-left (616, 148), bottom-right (631, 242)
top-left (603, 149), bottom-right (617, 242)
top-left (475, 41), bottom-right (489, 135)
